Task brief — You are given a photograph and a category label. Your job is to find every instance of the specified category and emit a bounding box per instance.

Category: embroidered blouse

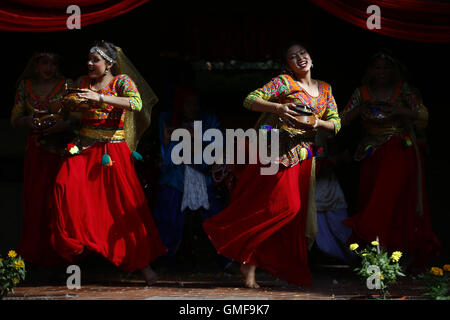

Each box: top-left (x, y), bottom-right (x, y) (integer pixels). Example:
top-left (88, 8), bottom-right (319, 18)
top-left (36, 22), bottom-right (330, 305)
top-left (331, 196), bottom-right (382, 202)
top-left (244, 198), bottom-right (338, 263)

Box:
top-left (341, 81), bottom-right (428, 160)
top-left (243, 74), bottom-right (341, 167)
top-left (76, 74), bottom-right (142, 142)
top-left (11, 77), bottom-right (71, 126)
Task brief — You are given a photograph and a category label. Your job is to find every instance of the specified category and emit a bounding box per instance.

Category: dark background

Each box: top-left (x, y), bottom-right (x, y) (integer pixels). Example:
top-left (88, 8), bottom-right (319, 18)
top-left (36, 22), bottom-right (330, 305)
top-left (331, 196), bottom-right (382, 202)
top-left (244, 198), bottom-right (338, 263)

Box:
top-left (0, 0), bottom-right (449, 264)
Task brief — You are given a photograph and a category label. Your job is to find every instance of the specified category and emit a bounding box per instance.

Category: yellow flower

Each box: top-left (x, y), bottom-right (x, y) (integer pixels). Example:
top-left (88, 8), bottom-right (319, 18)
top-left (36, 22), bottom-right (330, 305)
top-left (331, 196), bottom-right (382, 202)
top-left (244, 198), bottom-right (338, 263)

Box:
top-left (8, 250), bottom-right (17, 258)
top-left (362, 253), bottom-right (368, 257)
top-left (430, 267), bottom-right (444, 276)
top-left (349, 243), bottom-right (359, 251)
top-left (14, 260), bottom-right (25, 269)
top-left (443, 265), bottom-right (450, 272)
top-left (379, 274), bottom-right (385, 280)
top-left (12, 278), bottom-right (20, 285)
top-left (391, 251), bottom-right (402, 262)
top-left (371, 241), bottom-right (379, 246)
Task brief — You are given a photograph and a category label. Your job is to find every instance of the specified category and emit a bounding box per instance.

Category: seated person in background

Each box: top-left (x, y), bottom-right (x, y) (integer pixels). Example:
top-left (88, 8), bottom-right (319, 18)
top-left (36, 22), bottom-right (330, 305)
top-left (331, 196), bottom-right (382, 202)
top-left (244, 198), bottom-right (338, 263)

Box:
top-left (313, 129), bottom-right (355, 265)
top-left (152, 86), bottom-right (226, 270)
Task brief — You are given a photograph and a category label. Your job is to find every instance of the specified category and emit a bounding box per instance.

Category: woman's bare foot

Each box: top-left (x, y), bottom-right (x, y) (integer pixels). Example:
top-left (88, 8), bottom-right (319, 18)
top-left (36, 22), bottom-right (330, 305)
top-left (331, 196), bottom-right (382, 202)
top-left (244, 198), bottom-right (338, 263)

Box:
top-left (240, 263), bottom-right (259, 289)
top-left (141, 265), bottom-right (158, 286)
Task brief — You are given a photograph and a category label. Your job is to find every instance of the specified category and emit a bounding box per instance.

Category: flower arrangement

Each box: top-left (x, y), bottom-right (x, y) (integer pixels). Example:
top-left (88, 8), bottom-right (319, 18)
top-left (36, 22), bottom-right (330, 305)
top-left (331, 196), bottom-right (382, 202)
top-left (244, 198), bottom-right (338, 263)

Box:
top-left (349, 238), bottom-right (405, 299)
top-left (0, 250), bottom-right (26, 299)
top-left (418, 265), bottom-right (450, 300)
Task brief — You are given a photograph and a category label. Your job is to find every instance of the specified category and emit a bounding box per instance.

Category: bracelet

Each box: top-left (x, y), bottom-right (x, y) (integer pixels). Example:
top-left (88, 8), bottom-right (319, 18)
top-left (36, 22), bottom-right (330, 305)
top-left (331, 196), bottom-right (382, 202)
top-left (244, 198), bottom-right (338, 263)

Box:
top-left (99, 93), bottom-right (104, 104)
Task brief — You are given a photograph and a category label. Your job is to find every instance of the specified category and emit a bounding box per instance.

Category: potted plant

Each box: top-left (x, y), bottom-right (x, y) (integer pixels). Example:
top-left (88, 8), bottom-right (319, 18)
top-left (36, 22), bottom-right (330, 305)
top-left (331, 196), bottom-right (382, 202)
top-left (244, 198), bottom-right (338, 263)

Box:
top-left (349, 237), bottom-right (406, 299)
top-left (0, 250), bottom-right (26, 299)
top-left (418, 265), bottom-right (450, 300)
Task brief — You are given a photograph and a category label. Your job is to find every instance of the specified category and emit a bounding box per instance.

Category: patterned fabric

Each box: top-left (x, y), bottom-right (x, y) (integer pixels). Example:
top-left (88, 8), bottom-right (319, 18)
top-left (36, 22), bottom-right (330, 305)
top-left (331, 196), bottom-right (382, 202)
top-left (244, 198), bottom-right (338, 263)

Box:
top-left (11, 77), bottom-right (71, 126)
top-left (244, 74), bottom-right (341, 167)
top-left (77, 74), bottom-right (142, 130)
top-left (341, 81), bottom-right (428, 161)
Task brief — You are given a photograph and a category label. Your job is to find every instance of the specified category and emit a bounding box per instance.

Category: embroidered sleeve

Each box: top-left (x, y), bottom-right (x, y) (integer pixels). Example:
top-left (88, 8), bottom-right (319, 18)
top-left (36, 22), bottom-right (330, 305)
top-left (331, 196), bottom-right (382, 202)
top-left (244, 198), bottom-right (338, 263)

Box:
top-left (321, 85), bottom-right (341, 135)
top-left (10, 80), bottom-right (27, 127)
top-left (115, 74), bottom-right (143, 112)
top-left (243, 76), bottom-right (289, 110)
top-left (402, 83), bottom-right (428, 129)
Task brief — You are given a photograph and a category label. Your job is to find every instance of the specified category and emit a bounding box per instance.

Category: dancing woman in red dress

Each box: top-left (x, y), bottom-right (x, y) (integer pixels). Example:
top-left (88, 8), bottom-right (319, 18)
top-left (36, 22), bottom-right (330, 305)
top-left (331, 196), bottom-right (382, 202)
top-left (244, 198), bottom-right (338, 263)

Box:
top-left (49, 41), bottom-right (166, 284)
top-left (341, 50), bottom-right (441, 269)
top-left (11, 50), bottom-right (72, 268)
top-left (203, 42), bottom-right (341, 288)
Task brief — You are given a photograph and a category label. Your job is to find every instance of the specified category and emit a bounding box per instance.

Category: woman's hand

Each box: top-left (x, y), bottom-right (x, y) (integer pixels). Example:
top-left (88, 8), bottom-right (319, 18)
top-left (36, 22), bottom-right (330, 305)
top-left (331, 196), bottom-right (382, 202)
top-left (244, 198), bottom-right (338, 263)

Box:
top-left (275, 103), bottom-right (303, 128)
top-left (313, 118), bottom-right (336, 132)
top-left (76, 88), bottom-right (100, 102)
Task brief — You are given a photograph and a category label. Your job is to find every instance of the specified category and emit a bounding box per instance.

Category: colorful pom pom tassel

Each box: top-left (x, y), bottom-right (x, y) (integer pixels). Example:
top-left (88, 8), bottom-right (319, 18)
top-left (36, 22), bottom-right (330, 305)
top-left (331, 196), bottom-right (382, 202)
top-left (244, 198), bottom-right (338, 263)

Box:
top-left (299, 148), bottom-right (308, 160)
top-left (132, 151), bottom-right (143, 161)
top-left (102, 144), bottom-right (113, 167)
top-left (102, 154), bottom-right (113, 167)
top-left (306, 148), bottom-right (312, 160)
top-left (402, 135), bottom-right (413, 147)
top-left (364, 145), bottom-right (374, 157)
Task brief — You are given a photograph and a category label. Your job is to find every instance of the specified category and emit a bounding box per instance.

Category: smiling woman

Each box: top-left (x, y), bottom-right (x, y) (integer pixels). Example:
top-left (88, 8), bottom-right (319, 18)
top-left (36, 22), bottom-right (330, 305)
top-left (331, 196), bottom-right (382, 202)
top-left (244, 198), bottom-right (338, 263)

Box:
top-left (48, 41), bottom-right (167, 285)
top-left (203, 41), bottom-right (341, 288)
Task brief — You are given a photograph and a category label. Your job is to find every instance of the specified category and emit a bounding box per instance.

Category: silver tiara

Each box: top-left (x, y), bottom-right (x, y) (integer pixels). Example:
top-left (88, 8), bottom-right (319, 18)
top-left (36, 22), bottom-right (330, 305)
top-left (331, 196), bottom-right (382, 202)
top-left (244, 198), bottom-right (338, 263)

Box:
top-left (90, 46), bottom-right (115, 63)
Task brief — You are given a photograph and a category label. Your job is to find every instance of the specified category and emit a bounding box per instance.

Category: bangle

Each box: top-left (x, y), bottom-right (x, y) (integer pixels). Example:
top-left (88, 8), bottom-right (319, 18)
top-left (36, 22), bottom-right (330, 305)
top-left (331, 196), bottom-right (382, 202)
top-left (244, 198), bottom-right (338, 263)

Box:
top-left (99, 93), bottom-right (104, 104)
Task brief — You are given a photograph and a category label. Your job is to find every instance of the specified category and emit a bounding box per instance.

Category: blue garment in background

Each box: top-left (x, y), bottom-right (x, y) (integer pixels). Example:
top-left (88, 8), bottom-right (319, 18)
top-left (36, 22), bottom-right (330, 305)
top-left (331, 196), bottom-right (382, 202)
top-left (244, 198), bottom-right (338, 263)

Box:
top-left (152, 110), bottom-right (225, 257)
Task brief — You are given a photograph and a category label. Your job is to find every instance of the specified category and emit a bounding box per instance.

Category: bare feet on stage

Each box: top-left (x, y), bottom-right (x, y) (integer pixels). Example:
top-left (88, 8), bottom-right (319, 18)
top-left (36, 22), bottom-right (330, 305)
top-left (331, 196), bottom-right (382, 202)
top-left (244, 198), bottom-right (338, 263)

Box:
top-left (240, 263), bottom-right (260, 289)
top-left (141, 265), bottom-right (158, 286)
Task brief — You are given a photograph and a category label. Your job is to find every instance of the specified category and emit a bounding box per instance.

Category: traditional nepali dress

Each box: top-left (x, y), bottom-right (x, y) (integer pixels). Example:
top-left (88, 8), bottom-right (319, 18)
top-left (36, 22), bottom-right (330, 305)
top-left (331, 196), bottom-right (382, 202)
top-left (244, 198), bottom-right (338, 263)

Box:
top-left (203, 74), bottom-right (341, 286)
top-left (49, 74), bottom-right (167, 272)
top-left (11, 77), bottom-right (71, 266)
top-left (341, 81), bottom-right (441, 267)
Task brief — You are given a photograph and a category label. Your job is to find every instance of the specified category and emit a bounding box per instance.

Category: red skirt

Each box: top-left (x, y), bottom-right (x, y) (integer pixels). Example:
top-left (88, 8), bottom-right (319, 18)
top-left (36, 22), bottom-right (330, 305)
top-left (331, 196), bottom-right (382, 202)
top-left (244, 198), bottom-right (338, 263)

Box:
top-left (343, 135), bottom-right (441, 267)
top-left (17, 135), bottom-right (67, 267)
top-left (203, 159), bottom-right (313, 286)
top-left (49, 141), bottom-right (167, 272)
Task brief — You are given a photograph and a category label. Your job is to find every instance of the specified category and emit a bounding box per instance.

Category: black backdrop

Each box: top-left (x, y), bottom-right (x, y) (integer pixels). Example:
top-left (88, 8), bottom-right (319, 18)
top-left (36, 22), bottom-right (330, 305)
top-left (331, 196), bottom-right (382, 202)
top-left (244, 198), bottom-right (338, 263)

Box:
top-left (0, 0), bottom-right (449, 261)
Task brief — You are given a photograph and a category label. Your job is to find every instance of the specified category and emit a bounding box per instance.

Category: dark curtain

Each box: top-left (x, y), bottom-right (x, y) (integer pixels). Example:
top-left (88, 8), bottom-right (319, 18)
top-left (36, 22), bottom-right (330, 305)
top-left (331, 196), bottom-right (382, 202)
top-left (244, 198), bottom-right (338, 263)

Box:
top-left (308, 0), bottom-right (450, 43)
top-left (0, 0), bottom-right (150, 32)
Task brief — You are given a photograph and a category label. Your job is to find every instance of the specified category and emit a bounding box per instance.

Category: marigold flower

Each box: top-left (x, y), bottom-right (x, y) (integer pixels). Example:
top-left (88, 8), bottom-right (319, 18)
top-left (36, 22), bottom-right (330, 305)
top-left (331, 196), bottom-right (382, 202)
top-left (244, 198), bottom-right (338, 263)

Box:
top-left (443, 265), bottom-right (450, 272)
top-left (379, 274), bottom-right (385, 280)
top-left (391, 251), bottom-right (402, 262)
top-left (349, 243), bottom-right (359, 251)
top-left (430, 267), bottom-right (444, 276)
top-left (371, 241), bottom-right (379, 246)
top-left (12, 278), bottom-right (20, 285)
top-left (8, 250), bottom-right (17, 258)
top-left (14, 260), bottom-right (25, 269)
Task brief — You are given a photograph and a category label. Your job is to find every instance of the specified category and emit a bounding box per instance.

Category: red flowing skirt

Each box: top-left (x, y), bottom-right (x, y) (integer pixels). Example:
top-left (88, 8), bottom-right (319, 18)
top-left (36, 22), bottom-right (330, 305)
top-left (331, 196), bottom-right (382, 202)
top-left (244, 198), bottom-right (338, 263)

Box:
top-left (17, 135), bottom-right (67, 266)
top-left (343, 135), bottom-right (441, 267)
top-left (203, 159), bottom-right (313, 286)
top-left (49, 141), bottom-right (167, 272)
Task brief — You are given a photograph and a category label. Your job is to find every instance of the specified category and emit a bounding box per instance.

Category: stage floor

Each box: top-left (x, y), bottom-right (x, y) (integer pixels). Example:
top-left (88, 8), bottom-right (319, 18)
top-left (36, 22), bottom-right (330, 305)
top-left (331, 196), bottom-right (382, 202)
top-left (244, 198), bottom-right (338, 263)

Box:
top-left (5, 265), bottom-right (428, 300)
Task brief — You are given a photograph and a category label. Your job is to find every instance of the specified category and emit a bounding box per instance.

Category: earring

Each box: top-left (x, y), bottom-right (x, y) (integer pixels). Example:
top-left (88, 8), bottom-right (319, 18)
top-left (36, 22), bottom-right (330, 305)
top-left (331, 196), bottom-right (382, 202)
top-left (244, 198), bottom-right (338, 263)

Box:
top-left (104, 68), bottom-right (109, 75)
